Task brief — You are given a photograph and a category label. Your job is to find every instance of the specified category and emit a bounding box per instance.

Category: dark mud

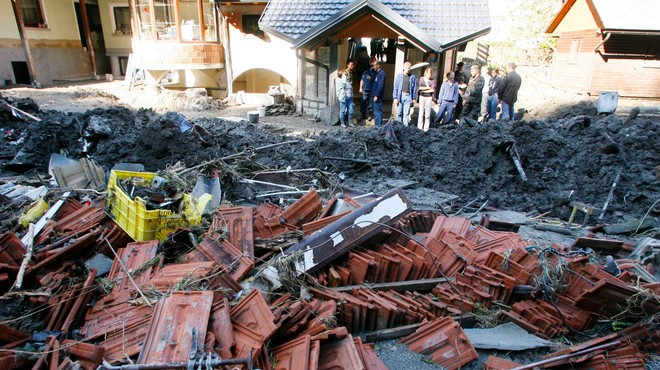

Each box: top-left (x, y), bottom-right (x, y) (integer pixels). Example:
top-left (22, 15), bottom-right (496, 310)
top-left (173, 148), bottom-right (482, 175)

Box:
top-left (1, 96), bottom-right (658, 225)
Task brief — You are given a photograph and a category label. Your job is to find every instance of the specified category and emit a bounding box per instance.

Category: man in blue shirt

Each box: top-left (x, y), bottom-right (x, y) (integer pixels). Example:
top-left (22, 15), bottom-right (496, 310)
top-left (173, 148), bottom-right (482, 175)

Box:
top-left (359, 58), bottom-right (377, 121)
top-left (372, 61), bottom-right (386, 128)
top-left (392, 61), bottom-right (417, 127)
top-left (434, 72), bottom-right (459, 125)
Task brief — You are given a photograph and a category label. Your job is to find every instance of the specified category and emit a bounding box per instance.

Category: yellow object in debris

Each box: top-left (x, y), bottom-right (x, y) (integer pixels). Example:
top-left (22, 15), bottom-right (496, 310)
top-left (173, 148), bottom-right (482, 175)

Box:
top-left (20, 198), bottom-right (48, 227)
top-left (106, 170), bottom-right (207, 241)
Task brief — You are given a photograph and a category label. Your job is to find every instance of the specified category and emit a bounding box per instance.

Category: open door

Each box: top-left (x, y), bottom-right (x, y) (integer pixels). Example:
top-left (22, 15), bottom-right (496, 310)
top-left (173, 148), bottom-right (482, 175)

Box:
top-left (74, 1), bottom-right (110, 75)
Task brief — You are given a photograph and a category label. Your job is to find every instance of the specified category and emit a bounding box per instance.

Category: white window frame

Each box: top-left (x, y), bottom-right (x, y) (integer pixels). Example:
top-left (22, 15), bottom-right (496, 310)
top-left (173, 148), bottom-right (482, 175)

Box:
top-left (109, 3), bottom-right (131, 36)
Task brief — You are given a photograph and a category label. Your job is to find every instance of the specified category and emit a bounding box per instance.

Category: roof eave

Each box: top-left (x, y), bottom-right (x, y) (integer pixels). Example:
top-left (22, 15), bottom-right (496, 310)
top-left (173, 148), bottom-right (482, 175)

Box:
top-left (602, 28), bottom-right (660, 36)
top-left (545, 0), bottom-right (577, 34)
top-left (259, 23), bottom-right (296, 44)
top-left (440, 27), bottom-right (492, 52)
top-left (291, 0), bottom-right (442, 52)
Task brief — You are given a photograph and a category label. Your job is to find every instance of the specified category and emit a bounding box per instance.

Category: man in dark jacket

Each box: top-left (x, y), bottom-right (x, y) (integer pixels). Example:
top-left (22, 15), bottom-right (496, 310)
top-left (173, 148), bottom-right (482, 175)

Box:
top-left (460, 64), bottom-right (484, 122)
top-left (498, 63), bottom-right (522, 121)
top-left (372, 61), bottom-right (387, 128)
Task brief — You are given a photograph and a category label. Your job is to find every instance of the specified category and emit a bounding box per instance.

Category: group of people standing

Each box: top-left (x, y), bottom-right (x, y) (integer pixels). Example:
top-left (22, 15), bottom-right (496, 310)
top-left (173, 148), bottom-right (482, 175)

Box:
top-left (338, 57), bottom-right (387, 128)
top-left (336, 57), bottom-right (522, 130)
top-left (432, 61), bottom-right (522, 127)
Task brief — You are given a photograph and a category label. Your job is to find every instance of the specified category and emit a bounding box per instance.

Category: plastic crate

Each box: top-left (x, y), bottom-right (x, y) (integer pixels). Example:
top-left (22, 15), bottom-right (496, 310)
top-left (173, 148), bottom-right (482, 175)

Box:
top-left (106, 170), bottom-right (206, 241)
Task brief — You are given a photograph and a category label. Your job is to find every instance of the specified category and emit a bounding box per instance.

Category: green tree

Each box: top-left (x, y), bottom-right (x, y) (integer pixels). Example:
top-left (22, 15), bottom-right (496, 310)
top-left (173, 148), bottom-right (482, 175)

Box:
top-left (508, 0), bottom-right (563, 46)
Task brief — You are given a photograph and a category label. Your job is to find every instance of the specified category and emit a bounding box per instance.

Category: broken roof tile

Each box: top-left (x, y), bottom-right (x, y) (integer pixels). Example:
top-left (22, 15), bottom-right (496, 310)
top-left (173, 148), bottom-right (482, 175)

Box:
top-left (209, 294), bottom-right (234, 359)
top-left (185, 236), bottom-right (254, 281)
top-left (146, 261), bottom-right (216, 290)
top-left (278, 188), bottom-right (323, 228)
top-left (211, 206), bottom-right (254, 258)
top-left (401, 316), bottom-right (477, 370)
top-left (138, 291), bottom-right (213, 364)
top-left (230, 289), bottom-right (277, 340)
top-left (424, 215), bottom-right (471, 243)
top-left (108, 240), bottom-right (159, 293)
top-left (271, 334), bottom-right (311, 370)
top-left (317, 334), bottom-right (365, 370)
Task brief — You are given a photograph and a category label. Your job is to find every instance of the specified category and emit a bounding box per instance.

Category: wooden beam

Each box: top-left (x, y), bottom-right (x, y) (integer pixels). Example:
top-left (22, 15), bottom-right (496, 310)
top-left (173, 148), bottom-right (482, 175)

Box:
top-left (79, 0), bottom-right (97, 78)
top-left (364, 323), bottom-right (420, 342)
top-left (329, 277), bottom-right (449, 293)
top-left (10, 0), bottom-right (39, 87)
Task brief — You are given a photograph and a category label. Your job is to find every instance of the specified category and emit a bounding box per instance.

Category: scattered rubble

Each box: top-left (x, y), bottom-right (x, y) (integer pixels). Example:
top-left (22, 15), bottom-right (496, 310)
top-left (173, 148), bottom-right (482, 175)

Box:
top-left (0, 94), bottom-right (658, 369)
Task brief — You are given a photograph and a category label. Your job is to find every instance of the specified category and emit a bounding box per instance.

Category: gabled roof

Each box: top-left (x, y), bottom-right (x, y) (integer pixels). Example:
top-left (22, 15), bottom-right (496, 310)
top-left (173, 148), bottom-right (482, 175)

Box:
top-left (546, 0), bottom-right (660, 34)
top-left (259, 0), bottom-right (490, 52)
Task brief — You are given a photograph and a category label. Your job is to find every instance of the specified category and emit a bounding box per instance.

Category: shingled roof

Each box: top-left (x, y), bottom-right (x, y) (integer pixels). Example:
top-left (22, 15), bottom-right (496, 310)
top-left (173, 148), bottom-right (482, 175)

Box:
top-left (260, 0), bottom-right (490, 52)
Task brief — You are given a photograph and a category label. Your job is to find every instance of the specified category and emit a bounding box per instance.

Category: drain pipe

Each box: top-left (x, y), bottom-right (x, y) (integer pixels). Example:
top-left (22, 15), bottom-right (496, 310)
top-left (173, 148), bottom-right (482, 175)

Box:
top-left (593, 32), bottom-right (611, 53)
top-left (296, 49), bottom-right (330, 105)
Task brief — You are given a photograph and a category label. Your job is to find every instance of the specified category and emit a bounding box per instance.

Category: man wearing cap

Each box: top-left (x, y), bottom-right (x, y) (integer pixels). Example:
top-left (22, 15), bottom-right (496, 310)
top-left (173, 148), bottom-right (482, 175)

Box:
top-left (372, 60), bottom-right (386, 128)
top-left (359, 58), bottom-right (377, 121)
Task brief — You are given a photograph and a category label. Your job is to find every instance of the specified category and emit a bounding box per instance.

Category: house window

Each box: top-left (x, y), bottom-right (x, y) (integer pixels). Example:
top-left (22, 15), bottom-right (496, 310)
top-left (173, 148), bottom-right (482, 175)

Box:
top-left (110, 4), bottom-right (131, 35)
top-left (133, 0), bottom-right (217, 42)
top-left (242, 15), bottom-right (262, 37)
top-left (154, 0), bottom-right (176, 40)
top-left (201, 0), bottom-right (216, 42)
top-left (568, 38), bottom-right (582, 64)
top-left (18, 0), bottom-right (46, 28)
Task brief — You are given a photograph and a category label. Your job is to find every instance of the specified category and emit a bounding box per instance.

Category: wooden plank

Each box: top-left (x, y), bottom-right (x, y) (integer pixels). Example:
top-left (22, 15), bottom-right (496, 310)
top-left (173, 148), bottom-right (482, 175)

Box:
top-left (364, 323), bottom-right (421, 342)
top-left (329, 277), bottom-right (449, 293)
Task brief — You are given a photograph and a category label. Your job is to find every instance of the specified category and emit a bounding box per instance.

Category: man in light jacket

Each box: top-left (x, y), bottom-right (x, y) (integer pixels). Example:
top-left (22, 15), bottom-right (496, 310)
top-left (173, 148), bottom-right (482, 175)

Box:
top-left (392, 61), bottom-right (417, 127)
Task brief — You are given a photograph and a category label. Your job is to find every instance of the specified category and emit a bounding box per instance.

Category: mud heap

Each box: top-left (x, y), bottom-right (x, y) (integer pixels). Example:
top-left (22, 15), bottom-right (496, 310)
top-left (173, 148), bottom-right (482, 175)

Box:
top-left (0, 95), bottom-right (658, 370)
top-left (0, 95), bottom-right (658, 224)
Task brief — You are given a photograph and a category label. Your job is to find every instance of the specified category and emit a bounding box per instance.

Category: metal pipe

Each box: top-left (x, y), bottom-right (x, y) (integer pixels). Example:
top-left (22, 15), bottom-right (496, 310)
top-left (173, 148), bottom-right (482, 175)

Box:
top-left (593, 32), bottom-right (611, 52)
top-left (254, 190), bottom-right (315, 198)
top-left (240, 179), bottom-right (300, 191)
top-left (98, 351), bottom-right (253, 370)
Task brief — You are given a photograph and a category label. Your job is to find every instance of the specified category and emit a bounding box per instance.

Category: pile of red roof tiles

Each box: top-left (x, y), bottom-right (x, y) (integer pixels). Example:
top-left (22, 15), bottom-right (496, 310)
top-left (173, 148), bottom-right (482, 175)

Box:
top-left (0, 188), bottom-right (657, 369)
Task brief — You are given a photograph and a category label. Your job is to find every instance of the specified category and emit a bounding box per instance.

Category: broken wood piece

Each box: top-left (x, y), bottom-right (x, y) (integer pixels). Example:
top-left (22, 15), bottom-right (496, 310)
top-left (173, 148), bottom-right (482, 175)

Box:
top-left (322, 155), bottom-right (372, 164)
top-left (52, 158), bottom-right (105, 189)
top-left (177, 140), bottom-right (300, 176)
top-left (1, 101), bottom-right (42, 122)
top-left (510, 340), bottom-right (621, 370)
top-left (598, 168), bottom-right (621, 221)
top-left (13, 223), bottom-right (34, 290)
top-left (330, 277), bottom-right (449, 293)
top-left (364, 323), bottom-right (421, 342)
top-left (507, 143), bottom-right (527, 182)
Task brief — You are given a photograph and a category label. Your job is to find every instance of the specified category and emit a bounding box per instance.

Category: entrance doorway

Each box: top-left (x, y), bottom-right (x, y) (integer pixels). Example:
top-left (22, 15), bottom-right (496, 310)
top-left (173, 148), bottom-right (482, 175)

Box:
top-left (11, 61), bottom-right (30, 85)
top-left (74, 1), bottom-right (110, 75)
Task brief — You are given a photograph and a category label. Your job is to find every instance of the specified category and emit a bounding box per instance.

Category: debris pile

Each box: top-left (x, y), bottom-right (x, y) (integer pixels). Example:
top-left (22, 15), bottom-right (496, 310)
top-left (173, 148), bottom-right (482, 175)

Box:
top-left (0, 95), bottom-right (658, 369)
top-left (0, 94), bottom-right (657, 225)
top-left (0, 177), bottom-right (658, 369)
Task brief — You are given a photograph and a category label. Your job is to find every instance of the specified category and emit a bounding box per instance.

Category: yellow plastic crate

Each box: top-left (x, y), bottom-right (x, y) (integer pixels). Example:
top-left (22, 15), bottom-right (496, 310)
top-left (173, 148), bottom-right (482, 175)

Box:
top-left (106, 170), bottom-right (206, 241)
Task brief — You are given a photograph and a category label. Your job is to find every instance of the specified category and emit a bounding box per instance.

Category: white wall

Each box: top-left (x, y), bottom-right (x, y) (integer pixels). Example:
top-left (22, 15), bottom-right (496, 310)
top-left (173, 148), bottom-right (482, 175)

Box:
top-left (228, 24), bottom-right (297, 91)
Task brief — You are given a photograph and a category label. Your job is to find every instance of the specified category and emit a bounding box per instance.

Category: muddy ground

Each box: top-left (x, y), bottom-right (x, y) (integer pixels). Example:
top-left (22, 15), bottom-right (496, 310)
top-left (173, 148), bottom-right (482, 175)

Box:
top-left (0, 89), bottom-right (658, 227)
top-left (0, 73), bottom-right (659, 369)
